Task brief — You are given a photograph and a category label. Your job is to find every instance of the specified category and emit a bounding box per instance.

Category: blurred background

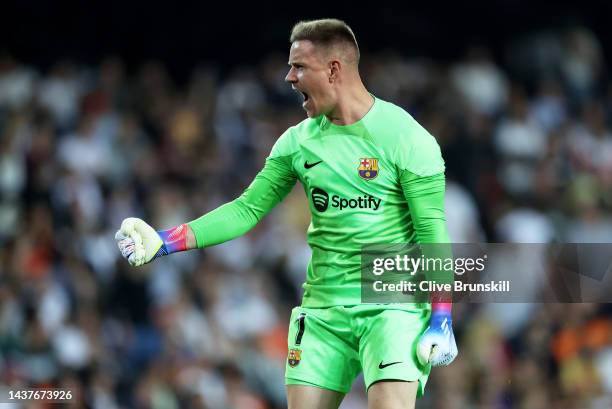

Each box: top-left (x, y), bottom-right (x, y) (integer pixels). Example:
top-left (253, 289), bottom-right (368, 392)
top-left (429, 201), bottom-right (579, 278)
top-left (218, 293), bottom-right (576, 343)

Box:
top-left (1, 1), bottom-right (612, 408)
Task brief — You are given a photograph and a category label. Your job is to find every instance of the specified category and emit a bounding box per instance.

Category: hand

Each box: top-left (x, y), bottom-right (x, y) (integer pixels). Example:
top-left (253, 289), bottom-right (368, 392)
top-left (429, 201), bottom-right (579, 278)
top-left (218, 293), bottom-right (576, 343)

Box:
top-left (115, 217), bottom-right (164, 266)
top-left (416, 311), bottom-right (458, 367)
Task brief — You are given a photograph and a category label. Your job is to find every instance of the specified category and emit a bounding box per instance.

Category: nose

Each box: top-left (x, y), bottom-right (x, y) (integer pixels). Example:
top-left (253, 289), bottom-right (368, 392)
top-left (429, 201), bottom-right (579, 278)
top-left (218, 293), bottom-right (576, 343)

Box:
top-left (285, 67), bottom-right (297, 83)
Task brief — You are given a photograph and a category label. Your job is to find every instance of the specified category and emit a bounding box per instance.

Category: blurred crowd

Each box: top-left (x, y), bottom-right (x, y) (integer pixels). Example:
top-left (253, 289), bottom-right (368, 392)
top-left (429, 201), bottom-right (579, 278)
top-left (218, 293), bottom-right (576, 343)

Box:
top-left (1, 25), bottom-right (612, 409)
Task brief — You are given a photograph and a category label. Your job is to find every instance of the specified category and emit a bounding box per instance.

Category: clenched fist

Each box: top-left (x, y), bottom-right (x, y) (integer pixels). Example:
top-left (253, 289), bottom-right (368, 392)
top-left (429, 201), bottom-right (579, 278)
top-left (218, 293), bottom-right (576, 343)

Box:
top-left (115, 218), bottom-right (165, 266)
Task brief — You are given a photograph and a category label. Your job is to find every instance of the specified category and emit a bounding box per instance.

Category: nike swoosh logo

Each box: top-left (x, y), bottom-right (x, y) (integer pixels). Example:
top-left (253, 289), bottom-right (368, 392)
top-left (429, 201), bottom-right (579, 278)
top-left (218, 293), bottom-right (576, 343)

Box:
top-left (304, 160), bottom-right (323, 169)
top-left (378, 361), bottom-right (402, 369)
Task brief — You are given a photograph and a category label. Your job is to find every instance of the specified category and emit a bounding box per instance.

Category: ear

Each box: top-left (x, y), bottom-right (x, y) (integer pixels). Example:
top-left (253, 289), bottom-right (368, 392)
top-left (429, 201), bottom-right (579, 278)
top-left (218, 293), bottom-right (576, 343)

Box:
top-left (329, 60), bottom-right (341, 83)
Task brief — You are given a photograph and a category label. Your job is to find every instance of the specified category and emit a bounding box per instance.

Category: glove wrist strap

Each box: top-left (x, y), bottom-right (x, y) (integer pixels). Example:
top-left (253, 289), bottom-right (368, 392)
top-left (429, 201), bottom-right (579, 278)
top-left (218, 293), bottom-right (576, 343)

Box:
top-left (431, 302), bottom-right (452, 315)
top-left (157, 224), bottom-right (189, 256)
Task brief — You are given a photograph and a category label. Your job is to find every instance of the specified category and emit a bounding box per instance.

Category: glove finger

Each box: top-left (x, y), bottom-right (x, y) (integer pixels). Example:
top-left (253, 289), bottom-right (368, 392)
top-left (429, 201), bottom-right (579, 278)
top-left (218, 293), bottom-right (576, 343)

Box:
top-left (120, 218), bottom-right (135, 235)
top-left (115, 229), bottom-right (129, 241)
top-left (432, 351), bottom-right (456, 366)
top-left (117, 234), bottom-right (134, 247)
top-left (445, 352), bottom-right (457, 365)
top-left (130, 228), bottom-right (143, 247)
top-left (430, 345), bottom-right (445, 366)
top-left (127, 251), bottom-right (139, 266)
top-left (417, 339), bottom-right (435, 366)
top-left (430, 337), bottom-right (457, 366)
top-left (119, 239), bottom-right (136, 259)
top-left (117, 225), bottom-right (144, 255)
top-left (116, 223), bottom-right (142, 251)
top-left (132, 247), bottom-right (147, 266)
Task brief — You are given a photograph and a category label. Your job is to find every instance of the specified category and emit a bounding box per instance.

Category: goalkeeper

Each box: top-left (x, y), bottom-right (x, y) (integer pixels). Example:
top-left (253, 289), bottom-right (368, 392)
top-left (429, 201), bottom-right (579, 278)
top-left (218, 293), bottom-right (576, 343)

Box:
top-left (116, 18), bottom-right (457, 409)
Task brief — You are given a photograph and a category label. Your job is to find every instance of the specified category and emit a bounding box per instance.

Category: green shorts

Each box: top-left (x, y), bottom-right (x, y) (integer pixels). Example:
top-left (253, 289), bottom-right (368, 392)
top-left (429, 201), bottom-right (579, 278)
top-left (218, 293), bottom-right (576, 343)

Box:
top-left (285, 304), bottom-right (431, 397)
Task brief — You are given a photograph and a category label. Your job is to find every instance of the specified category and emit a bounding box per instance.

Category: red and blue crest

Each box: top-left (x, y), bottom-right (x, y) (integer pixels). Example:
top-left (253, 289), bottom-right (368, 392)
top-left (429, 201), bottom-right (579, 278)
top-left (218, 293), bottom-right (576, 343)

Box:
top-left (288, 348), bottom-right (302, 367)
top-left (358, 158), bottom-right (379, 180)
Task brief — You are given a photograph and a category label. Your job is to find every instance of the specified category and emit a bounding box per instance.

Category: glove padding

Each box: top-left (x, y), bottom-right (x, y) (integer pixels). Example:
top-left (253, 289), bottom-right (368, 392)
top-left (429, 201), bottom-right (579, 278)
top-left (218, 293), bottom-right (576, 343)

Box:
top-left (115, 217), bottom-right (163, 266)
top-left (416, 313), bottom-right (458, 367)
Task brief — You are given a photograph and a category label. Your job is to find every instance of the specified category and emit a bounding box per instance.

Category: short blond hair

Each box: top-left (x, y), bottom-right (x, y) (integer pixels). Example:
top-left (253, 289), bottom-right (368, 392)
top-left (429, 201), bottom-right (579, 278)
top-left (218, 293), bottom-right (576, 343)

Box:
top-left (290, 19), bottom-right (360, 65)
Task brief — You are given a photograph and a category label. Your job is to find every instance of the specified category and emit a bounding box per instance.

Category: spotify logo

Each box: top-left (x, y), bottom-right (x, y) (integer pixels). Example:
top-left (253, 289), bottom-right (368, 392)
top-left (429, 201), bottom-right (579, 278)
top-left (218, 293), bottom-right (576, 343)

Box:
top-left (311, 187), bottom-right (382, 213)
top-left (311, 188), bottom-right (329, 212)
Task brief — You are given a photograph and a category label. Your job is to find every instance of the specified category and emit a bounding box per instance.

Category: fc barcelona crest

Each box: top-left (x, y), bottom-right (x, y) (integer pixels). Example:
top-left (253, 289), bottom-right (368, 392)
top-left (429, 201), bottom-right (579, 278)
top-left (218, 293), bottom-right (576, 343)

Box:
top-left (288, 348), bottom-right (302, 367)
top-left (358, 158), bottom-right (379, 180)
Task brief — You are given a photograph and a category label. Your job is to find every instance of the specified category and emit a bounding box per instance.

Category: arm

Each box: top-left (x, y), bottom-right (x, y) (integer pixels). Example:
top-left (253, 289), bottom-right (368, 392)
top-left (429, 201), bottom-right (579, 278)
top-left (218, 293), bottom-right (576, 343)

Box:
top-left (401, 170), bottom-right (457, 367)
top-left (400, 170), bottom-right (452, 309)
top-left (188, 155), bottom-right (297, 247)
top-left (116, 154), bottom-right (297, 266)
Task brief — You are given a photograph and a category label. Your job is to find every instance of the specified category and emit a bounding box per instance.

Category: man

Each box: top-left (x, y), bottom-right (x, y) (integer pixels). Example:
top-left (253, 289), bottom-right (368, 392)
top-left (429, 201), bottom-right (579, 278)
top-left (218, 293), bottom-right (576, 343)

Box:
top-left (116, 19), bottom-right (457, 409)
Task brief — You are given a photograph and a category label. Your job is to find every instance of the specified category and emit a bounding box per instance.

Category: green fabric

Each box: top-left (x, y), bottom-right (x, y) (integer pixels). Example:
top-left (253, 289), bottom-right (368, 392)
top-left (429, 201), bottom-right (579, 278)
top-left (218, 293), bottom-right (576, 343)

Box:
top-left (401, 170), bottom-right (453, 291)
top-left (188, 155), bottom-right (297, 248)
top-left (188, 96), bottom-right (450, 307)
top-left (285, 304), bottom-right (431, 397)
top-left (400, 171), bottom-right (449, 243)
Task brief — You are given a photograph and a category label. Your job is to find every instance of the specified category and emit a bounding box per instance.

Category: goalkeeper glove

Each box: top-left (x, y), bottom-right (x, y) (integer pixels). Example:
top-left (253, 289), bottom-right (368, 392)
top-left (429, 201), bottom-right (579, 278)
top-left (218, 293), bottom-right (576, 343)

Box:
top-left (115, 217), bottom-right (189, 266)
top-left (416, 308), bottom-right (458, 367)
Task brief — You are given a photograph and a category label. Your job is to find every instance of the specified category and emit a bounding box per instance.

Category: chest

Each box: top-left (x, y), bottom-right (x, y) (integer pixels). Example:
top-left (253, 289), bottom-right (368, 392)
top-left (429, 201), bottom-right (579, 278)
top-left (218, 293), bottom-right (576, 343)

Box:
top-left (292, 133), bottom-right (398, 197)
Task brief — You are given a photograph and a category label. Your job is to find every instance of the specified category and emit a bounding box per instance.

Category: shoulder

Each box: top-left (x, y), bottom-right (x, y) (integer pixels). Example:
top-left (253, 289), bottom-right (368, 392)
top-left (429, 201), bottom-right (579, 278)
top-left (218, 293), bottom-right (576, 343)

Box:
top-left (269, 117), bottom-right (320, 158)
top-left (371, 98), bottom-right (445, 176)
top-left (370, 98), bottom-right (428, 144)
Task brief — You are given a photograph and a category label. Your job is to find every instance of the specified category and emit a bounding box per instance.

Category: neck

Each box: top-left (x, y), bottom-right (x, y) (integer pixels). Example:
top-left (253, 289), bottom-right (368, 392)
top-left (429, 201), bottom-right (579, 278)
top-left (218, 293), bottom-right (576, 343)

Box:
top-left (326, 80), bottom-right (374, 125)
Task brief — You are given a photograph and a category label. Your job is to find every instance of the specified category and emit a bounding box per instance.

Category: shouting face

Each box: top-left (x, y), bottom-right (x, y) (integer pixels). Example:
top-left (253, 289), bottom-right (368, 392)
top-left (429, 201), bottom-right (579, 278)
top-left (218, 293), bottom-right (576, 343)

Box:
top-left (285, 40), bottom-right (337, 118)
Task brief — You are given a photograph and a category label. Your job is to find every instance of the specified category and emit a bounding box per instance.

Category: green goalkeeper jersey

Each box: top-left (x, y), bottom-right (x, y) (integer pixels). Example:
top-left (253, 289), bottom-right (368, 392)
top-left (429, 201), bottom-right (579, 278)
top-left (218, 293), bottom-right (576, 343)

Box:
top-left (189, 96), bottom-right (449, 307)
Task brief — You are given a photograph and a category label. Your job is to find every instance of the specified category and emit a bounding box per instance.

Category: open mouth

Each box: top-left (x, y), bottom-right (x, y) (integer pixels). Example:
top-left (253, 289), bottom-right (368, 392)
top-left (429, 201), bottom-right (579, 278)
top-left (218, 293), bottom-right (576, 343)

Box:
top-left (293, 87), bottom-right (309, 103)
